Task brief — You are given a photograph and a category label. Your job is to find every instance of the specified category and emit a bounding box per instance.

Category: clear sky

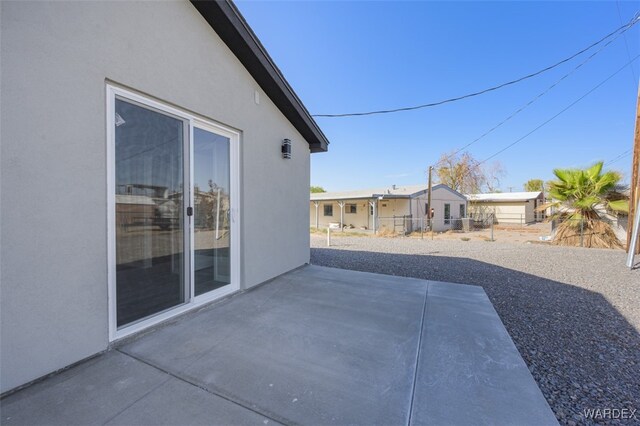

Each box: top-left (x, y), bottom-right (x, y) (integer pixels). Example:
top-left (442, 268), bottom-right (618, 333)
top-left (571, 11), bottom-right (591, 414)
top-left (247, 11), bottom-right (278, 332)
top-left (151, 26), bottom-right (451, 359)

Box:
top-left (236, 0), bottom-right (639, 192)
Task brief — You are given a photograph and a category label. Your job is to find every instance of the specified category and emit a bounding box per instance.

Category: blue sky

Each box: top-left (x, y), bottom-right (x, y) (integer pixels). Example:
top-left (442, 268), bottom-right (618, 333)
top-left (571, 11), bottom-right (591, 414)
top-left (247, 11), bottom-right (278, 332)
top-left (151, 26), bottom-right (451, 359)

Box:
top-left (236, 0), bottom-right (639, 192)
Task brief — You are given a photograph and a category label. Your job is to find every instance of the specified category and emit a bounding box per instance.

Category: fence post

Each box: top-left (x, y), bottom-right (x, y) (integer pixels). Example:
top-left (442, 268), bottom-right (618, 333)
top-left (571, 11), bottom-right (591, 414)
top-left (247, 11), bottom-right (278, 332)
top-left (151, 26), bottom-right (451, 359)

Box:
top-left (421, 217), bottom-right (424, 239)
top-left (327, 227), bottom-right (331, 247)
top-left (490, 218), bottom-right (494, 242)
top-left (580, 219), bottom-right (584, 247)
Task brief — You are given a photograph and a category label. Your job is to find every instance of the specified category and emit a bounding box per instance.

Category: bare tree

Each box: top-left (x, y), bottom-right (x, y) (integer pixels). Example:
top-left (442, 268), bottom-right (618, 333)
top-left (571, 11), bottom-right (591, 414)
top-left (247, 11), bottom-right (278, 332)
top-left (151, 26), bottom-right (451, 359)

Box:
top-left (485, 161), bottom-right (506, 192)
top-left (435, 151), bottom-right (505, 193)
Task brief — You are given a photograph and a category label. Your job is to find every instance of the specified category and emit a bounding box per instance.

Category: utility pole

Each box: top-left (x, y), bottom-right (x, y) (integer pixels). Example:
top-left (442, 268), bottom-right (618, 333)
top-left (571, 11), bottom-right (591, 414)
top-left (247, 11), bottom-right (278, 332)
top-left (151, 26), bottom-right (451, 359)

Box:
top-left (427, 166), bottom-right (433, 231)
top-left (626, 84), bottom-right (640, 255)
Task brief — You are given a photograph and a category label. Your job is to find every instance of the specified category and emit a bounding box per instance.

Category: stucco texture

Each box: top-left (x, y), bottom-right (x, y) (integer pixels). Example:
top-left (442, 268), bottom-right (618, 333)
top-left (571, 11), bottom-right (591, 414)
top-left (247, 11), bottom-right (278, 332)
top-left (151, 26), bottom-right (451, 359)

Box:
top-left (1, 0), bottom-right (311, 392)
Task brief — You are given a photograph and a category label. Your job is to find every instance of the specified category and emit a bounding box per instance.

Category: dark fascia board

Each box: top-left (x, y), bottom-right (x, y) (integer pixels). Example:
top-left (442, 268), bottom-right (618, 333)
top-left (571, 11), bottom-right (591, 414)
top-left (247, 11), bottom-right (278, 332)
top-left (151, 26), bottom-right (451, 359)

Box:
top-left (191, 0), bottom-right (329, 153)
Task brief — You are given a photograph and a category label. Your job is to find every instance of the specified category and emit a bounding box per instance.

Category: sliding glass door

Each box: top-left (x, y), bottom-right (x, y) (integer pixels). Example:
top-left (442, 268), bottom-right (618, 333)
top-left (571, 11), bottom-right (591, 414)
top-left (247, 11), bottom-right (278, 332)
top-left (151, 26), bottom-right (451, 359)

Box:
top-left (114, 98), bottom-right (186, 327)
top-left (193, 127), bottom-right (231, 296)
top-left (109, 86), bottom-right (239, 335)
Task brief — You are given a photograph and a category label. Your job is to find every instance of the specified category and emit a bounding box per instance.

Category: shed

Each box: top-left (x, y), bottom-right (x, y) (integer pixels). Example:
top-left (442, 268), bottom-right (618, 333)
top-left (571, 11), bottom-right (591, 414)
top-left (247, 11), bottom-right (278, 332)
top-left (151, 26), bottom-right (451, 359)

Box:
top-left (466, 192), bottom-right (545, 224)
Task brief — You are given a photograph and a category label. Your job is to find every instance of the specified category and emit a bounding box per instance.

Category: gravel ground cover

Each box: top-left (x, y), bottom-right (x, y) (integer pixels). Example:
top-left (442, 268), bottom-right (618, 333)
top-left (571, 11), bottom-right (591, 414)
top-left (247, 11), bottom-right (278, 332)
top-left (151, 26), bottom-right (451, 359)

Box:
top-left (310, 235), bottom-right (640, 425)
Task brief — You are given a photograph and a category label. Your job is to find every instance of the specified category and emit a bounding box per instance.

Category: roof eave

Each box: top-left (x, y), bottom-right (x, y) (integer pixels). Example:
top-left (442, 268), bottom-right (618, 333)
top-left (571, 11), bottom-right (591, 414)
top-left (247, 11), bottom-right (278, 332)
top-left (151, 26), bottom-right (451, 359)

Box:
top-left (469, 198), bottom-right (535, 203)
top-left (310, 194), bottom-right (416, 201)
top-left (191, 0), bottom-right (329, 153)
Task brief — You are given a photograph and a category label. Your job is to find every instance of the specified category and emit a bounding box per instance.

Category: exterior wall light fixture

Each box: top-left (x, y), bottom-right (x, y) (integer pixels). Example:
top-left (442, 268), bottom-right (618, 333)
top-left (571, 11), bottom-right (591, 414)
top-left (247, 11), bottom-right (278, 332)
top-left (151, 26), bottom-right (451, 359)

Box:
top-left (282, 138), bottom-right (291, 159)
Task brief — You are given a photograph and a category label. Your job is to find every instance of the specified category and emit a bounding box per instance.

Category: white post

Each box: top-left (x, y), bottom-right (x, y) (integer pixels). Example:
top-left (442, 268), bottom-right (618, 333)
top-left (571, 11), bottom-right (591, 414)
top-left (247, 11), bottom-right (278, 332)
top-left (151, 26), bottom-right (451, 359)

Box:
top-left (338, 201), bottom-right (345, 231)
top-left (314, 201), bottom-right (319, 229)
top-left (369, 200), bottom-right (377, 234)
top-left (626, 197), bottom-right (640, 268)
top-left (327, 227), bottom-right (331, 247)
top-left (373, 201), bottom-right (376, 234)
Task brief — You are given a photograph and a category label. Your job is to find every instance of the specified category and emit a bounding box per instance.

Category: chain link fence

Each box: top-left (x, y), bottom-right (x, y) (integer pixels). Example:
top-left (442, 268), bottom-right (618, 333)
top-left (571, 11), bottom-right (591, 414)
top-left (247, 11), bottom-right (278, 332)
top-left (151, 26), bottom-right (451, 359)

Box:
top-left (551, 217), bottom-right (627, 248)
top-left (316, 214), bottom-right (628, 249)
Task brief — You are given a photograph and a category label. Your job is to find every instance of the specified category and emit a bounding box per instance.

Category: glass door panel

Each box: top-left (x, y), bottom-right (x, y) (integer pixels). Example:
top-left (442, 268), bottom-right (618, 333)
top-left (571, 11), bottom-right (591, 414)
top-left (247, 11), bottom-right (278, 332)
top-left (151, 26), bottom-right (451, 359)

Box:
top-left (114, 98), bottom-right (186, 327)
top-left (193, 127), bottom-right (231, 296)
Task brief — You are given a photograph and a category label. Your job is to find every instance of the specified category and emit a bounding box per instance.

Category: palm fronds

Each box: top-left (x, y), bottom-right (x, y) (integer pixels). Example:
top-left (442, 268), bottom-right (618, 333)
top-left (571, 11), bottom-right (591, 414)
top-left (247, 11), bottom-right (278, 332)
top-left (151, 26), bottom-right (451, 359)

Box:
top-left (547, 161), bottom-right (625, 249)
top-left (553, 220), bottom-right (623, 249)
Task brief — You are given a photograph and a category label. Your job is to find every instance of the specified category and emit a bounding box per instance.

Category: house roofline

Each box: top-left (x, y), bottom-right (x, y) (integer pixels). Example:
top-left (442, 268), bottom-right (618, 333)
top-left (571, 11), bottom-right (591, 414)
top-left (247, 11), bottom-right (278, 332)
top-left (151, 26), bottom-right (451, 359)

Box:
top-left (191, 0), bottom-right (329, 153)
top-left (310, 184), bottom-right (468, 202)
top-left (431, 184), bottom-right (467, 200)
top-left (466, 191), bottom-right (544, 203)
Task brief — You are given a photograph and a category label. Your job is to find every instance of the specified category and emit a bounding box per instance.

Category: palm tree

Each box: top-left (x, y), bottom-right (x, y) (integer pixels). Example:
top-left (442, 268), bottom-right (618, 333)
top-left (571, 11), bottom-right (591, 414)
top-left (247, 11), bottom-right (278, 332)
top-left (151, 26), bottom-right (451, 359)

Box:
top-left (541, 162), bottom-right (628, 249)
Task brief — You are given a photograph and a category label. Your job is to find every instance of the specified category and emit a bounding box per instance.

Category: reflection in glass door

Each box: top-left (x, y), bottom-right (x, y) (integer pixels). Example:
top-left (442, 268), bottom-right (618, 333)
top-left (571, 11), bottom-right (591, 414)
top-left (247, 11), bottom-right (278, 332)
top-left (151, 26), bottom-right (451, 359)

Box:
top-left (193, 127), bottom-right (231, 296)
top-left (114, 98), bottom-right (186, 327)
top-left (110, 85), bottom-right (239, 337)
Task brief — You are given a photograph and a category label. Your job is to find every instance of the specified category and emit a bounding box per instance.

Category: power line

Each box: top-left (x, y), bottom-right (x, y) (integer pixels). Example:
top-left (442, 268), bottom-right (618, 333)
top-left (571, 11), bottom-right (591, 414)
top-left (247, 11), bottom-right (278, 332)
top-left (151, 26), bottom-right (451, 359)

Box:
top-left (431, 57), bottom-right (639, 190)
top-left (477, 55), bottom-right (640, 166)
top-left (313, 14), bottom-right (640, 118)
top-left (605, 148), bottom-right (633, 165)
top-left (616, 0), bottom-right (639, 83)
top-left (433, 21), bottom-right (635, 167)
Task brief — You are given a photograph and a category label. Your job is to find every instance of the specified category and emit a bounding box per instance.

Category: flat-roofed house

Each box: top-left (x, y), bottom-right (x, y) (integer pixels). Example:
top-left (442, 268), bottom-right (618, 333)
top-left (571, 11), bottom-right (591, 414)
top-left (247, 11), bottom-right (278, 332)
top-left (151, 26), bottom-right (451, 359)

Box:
top-left (310, 184), bottom-right (467, 233)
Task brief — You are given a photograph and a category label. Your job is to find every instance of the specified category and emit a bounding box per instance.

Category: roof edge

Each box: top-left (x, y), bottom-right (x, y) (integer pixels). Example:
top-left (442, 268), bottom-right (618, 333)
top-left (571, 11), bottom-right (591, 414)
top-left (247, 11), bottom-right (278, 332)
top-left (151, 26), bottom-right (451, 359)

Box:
top-left (432, 184), bottom-right (467, 200)
top-left (191, 0), bottom-right (329, 153)
top-left (310, 183), bottom-right (467, 201)
top-left (466, 191), bottom-right (543, 202)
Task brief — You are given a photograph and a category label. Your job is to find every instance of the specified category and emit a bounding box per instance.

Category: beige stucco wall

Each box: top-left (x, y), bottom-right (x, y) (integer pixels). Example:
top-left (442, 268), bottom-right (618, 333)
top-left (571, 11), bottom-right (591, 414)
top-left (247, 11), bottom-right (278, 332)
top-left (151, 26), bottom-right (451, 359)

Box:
top-left (470, 202), bottom-right (536, 224)
top-left (310, 200), bottom-right (373, 229)
top-left (412, 188), bottom-right (468, 231)
top-left (310, 188), bottom-right (467, 233)
top-left (309, 199), bottom-right (414, 231)
top-left (1, 0), bottom-right (312, 393)
top-left (377, 199), bottom-right (411, 231)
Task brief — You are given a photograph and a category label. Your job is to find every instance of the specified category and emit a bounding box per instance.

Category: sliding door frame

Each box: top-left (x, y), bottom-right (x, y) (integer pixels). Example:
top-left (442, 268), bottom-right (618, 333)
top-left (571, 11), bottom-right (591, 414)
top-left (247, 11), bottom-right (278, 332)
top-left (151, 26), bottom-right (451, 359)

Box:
top-left (190, 119), bottom-right (240, 305)
top-left (107, 84), bottom-right (241, 342)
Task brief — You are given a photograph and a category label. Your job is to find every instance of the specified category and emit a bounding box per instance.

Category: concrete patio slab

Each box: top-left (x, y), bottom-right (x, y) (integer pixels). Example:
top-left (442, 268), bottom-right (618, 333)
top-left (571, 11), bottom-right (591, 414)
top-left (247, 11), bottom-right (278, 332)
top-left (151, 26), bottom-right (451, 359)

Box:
top-left (1, 351), bottom-right (169, 426)
top-left (409, 281), bottom-right (557, 425)
top-left (121, 265), bottom-right (428, 425)
top-left (106, 377), bottom-right (278, 426)
top-left (1, 265), bottom-right (557, 425)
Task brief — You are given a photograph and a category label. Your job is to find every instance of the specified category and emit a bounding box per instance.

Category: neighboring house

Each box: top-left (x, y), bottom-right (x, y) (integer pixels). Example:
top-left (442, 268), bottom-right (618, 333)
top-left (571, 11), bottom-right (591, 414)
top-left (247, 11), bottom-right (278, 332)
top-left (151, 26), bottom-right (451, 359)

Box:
top-left (310, 184), bottom-right (467, 232)
top-left (466, 191), bottom-right (545, 224)
top-left (552, 204), bottom-right (628, 242)
top-left (0, 0), bottom-right (329, 394)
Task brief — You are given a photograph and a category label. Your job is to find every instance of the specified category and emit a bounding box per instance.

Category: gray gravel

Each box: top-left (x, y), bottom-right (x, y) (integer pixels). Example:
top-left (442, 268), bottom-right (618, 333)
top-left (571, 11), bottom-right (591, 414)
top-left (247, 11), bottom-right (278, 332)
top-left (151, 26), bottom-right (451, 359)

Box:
top-left (310, 235), bottom-right (640, 425)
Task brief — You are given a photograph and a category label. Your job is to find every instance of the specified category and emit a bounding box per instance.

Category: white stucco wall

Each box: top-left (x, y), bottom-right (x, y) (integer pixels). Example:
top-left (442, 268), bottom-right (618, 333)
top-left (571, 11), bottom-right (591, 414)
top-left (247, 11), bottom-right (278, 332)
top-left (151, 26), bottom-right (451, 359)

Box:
top-left (1, 0), bottom-right (311, 393)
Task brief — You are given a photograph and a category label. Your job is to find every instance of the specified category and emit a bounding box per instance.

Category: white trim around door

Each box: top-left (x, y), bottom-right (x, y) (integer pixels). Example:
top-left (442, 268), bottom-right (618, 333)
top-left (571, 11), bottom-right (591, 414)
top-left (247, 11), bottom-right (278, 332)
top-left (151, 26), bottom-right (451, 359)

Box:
top-left (106, 83), bottom-right (241, 342)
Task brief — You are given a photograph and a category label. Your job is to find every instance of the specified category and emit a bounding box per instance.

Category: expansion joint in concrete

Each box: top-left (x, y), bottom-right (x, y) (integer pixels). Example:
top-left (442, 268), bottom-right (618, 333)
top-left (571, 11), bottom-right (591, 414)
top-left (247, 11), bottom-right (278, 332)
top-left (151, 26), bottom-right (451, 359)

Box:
top-left (407, 283), bottom-right (430, 426)
top-left (115, 349), bottom-right (291, 426)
